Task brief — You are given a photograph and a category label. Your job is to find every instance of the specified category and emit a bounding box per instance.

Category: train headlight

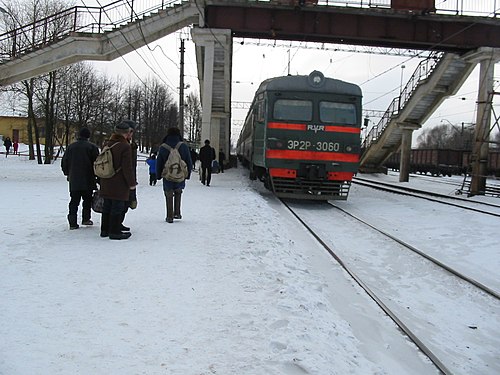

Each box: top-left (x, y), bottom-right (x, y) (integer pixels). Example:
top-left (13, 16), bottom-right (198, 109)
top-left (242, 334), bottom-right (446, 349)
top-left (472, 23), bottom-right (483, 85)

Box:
top-left (308, 71), bottom-right (325, 88)
top-left (345, 145), bottom-right (353, 152)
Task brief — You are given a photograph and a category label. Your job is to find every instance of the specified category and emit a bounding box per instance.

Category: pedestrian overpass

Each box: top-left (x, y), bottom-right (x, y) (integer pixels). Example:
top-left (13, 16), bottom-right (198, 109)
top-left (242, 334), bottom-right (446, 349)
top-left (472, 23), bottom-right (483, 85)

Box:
top-left (0, 0), bottom-right (499, 185)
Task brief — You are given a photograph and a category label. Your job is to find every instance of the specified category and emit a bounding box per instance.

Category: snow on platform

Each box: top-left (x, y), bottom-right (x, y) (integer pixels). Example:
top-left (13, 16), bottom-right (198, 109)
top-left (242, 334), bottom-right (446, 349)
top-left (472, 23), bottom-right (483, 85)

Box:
top-left (1, 155), bottom-right (444, 374)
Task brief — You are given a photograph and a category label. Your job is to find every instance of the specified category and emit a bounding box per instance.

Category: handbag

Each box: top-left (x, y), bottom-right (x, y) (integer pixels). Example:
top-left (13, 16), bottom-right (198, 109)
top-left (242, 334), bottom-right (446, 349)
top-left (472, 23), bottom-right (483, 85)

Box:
top-left (92, 190), bottom-right (104, 213)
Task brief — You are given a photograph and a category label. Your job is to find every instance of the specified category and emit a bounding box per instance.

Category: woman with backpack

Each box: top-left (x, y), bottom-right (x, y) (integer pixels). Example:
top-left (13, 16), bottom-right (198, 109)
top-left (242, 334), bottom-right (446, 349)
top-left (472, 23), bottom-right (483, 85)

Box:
top-left (156, 127), bottom-right (192, 223)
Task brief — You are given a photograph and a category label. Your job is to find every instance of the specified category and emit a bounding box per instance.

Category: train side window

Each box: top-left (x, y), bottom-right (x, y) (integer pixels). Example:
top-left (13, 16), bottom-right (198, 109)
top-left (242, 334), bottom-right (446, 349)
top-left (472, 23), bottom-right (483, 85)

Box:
top-left (320, 102), bottom-right (357, 125)
top-left (256, 101), bottom-right (264, 122)
top-left (273, 99), bottom-right (312, 121)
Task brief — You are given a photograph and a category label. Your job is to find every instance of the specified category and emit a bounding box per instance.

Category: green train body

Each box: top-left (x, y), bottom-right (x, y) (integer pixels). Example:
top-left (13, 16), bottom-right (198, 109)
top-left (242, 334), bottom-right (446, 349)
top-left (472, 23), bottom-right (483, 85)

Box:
top-left (237, 71), bottom-right (362, 200)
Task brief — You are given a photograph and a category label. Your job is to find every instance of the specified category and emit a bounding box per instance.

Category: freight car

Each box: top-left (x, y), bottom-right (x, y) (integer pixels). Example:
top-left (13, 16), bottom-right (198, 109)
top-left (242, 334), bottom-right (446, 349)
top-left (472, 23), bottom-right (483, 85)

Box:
top-left (462, 150), bottom-right (500, 177)
top-left (237, 71), bottom-right (362, 200)
top-left (384, 149), bottom-right (500, 177)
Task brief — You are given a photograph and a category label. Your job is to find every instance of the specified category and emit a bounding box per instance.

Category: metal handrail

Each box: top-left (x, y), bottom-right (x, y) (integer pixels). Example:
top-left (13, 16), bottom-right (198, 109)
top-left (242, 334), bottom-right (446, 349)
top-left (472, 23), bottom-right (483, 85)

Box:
top-left (361, 52), bottom-right (443, 150)
top-left (0, 0), bottom-right (498, 60)
top-left (0, 0), bottom-right (184, 59)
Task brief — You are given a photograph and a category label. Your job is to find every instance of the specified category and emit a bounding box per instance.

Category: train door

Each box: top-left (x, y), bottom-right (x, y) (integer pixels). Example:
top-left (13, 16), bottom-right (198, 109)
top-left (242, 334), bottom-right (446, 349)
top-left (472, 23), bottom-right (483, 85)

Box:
top-left (252, 95), bottom-right (267, 168)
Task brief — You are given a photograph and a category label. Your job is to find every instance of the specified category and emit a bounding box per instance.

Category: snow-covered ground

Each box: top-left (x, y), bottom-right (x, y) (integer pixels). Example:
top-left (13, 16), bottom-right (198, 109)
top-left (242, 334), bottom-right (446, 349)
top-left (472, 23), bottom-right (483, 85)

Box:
top-left (1, 151), bottom-right (498, 375)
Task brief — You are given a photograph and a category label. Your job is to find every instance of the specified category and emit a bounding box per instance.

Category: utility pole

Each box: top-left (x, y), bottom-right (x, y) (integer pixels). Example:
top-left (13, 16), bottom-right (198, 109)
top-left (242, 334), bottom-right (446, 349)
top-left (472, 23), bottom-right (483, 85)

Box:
top-left (179, 38), bottom-right (185, 137)
top-left (470, 59), bottom-right (494, 195)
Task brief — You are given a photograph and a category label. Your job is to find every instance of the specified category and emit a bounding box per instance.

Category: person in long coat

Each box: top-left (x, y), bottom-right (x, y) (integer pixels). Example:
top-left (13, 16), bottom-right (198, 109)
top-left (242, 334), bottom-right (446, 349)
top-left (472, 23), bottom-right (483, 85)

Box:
top-left (199, 139), bottom-right (216, 186)
top-left (118, 119), bottom-right (138, 232)
top-left (99, 123), bottom-right (136, 240)
top-left (156, 127), bottom-right (192, 223)
top-left (61, 128), bottom-right (99, 229)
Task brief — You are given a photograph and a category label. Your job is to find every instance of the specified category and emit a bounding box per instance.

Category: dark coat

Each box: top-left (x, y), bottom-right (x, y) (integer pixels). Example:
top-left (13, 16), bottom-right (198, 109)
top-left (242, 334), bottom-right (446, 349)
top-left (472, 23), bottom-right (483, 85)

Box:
top-left (61, 137), bottom-right (99, 192)
top-left (130, 140), bottom-right (138, 184)
top-left (219, 151), bottom-right (226, 162)
top-left (156, 135), bottom-right (193, 190)
top-left (99, 134), bottom-right (136, 201)
top-left (3, 138), bottom-right (12, 150)
top-left (199, 144), bottom-right (215, 167)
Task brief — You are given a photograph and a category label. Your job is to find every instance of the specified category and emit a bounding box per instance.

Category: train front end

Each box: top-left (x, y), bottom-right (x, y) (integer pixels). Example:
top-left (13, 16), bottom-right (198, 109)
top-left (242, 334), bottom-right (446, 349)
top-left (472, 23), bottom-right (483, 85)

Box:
top-left (264, 72), bottom-right (362, 200)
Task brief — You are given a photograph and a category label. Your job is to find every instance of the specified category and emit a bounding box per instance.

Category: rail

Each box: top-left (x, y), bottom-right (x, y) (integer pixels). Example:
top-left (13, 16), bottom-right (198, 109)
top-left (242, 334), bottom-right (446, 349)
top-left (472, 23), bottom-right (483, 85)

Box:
top-left (361, 52), bottom-right (443, 150)
top-left (0, 0), bottom-right (498, 61)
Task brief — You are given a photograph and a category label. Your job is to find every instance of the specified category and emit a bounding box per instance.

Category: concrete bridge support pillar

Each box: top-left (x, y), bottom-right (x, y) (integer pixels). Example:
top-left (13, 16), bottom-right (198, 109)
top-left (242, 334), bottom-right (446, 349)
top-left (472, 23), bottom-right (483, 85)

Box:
top-left (191, 28), bottom-right (232, 159)
top-left (398, 123), bottom-right (420, 182)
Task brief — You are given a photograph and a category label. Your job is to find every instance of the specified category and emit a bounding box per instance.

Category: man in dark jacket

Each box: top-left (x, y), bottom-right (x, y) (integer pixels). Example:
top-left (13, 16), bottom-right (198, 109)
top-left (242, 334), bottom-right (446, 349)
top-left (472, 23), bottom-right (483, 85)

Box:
top-left (99, 122), bottom-right (137, 240)
top-left (199, 139), bottom-right (216, 186)
top-left (61, 128), bottom-right (99, 230)
top-left (218, 148), bottom-right (226, 173)
top-left (190, 148), bottom-right (198, 171)
top-left (3, 137), bottom-right (12, 157)
top-left (156, 127), bottom-right (192, 223)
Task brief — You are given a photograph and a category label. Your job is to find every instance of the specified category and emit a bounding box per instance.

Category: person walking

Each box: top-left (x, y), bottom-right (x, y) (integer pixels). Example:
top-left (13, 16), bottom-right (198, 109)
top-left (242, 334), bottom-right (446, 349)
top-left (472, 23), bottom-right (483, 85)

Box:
top-left (99, 122), bottom-right (137, 240)
top-left (61, 128), bottom-right (99, 230)
top-left (3, 137), bottom-right (12, 157)
top-left (199, 139), bottom-right (216, 186)
top-left (156, 127), bottom-right (192, 223)
top-left (13, 140), bottom-right (18, 155)
top-left (190, 148), bottom-right (198, 171)
top-left (146, 153), bottom-right (157, 186)
top-left (219, 148), bottom-right (226, 173)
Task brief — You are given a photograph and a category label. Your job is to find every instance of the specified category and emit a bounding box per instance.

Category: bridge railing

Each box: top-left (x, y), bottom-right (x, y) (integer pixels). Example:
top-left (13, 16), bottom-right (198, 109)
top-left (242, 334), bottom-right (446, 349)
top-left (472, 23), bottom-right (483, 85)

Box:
top-left (1, 0), bottom-right (498, 61)
top-left (361, 52), bottom-right (443, 150)
top-left (0, 0), bottom-right (184, 59)
top-left (0, 0), bottom-right (498, 60)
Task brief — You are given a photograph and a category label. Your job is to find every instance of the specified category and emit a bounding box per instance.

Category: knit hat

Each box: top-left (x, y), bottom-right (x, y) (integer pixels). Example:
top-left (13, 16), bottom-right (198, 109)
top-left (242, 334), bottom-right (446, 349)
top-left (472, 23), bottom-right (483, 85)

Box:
top-left (79, 127), bottom-right (91, 139)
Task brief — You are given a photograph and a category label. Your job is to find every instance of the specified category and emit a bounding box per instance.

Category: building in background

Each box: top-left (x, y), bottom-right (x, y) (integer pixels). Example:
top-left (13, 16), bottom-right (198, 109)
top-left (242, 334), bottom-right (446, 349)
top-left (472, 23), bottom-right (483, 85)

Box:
top-left (0, 116), bottom-right (78, 146)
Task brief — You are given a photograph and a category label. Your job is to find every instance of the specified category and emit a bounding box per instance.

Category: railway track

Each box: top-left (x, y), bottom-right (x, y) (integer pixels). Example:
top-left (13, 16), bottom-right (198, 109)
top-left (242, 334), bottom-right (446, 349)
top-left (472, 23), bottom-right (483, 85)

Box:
top-left (281, 198), bottom-right (500, 375)
top-left (353, 176), bottom-right (500, 217)
top-left (405, 173), bottom-right (500, 198)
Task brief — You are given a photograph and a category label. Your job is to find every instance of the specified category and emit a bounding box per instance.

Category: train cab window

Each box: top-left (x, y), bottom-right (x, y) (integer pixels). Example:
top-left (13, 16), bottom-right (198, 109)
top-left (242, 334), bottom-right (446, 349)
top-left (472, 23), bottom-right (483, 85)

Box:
top-left (320, 102), bottom-right (357, 125)
top-left (273, 99), bottom-right (312, 121)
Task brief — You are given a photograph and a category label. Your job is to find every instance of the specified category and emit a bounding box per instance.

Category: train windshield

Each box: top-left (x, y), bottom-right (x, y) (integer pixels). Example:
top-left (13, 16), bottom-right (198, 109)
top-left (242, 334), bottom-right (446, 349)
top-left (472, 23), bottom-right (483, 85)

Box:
top-left (273, 99), bottom-right (312, 121)
top-left (319, 102), bottom-right (357, 125)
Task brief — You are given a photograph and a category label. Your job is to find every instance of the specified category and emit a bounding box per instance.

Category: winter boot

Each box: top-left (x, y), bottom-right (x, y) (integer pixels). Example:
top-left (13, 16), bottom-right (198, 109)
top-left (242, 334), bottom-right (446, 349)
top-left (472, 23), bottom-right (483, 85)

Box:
top-left (82, 206), bottom-right (92, 225)
top-left (119, 213), bottom-right (130, 231)
top-left (67, 214), bottom-right (79, 230)
top-left (100, 213), bottom-right (110, 237)
top-left (165, 190), bottom-right (174, 223)
top-left (174, 189), bottom-right (182, 219)
top-left (109, 215), bottom-right (131, 240)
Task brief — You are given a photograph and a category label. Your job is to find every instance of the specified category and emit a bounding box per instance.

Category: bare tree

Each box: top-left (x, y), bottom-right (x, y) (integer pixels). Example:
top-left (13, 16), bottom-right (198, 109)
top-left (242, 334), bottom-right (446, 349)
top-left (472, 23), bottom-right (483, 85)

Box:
top-left (416, 123), bottom-right (475, 150)
top-left (1, 0), bottom-right (74, 162)
top-left (140, 76), bottom-right (176, 153)
top-left (185, 92), bottom-right (202, 148)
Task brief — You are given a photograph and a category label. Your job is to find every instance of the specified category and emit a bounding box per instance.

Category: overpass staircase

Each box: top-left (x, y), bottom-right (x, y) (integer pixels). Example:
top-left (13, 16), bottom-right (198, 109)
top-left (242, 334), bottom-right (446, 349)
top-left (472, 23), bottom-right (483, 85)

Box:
top-left (0, 0), bottom-right (200, 86)
top-left (359, 51), bottom-right (477, 173)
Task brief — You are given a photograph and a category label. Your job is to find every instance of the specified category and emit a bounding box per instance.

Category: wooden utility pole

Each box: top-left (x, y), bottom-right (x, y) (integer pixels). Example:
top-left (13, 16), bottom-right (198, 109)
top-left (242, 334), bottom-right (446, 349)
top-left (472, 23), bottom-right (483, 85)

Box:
top-left (179, 38), bottom-right (185, 137)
